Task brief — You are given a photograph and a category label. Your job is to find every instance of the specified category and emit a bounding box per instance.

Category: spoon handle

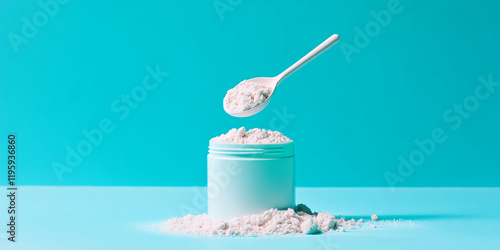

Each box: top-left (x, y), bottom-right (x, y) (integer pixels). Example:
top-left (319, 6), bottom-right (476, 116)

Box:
top-left (276, 34), bottom-right (339, 84)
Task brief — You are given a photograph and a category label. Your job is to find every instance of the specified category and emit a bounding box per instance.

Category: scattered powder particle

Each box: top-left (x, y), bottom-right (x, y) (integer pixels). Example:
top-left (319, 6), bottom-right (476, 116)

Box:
top-left (162, 204), bottom-right (365, 236)
top-left (210, 127), bottom-right (292, 144)
top-left (223, 80), bottom-right (271, 113)
top-left (371, 214), bottom-right (379, 221)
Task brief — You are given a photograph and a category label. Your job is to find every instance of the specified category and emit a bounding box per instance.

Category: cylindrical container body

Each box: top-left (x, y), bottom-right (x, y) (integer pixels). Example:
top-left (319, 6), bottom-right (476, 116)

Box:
top-left (207, 142), bottom-right (295, 221)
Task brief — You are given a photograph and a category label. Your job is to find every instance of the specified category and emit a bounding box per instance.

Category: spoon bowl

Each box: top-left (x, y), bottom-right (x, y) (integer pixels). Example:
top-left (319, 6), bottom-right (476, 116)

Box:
top-left (224, 34), bottom-right (339, 117)
top-left (223, 77), bottom-right (278, 117)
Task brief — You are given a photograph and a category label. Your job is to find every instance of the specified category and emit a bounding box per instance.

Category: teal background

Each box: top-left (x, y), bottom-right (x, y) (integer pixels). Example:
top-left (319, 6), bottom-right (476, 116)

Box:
top-left (1, 0), bottom-right (499, 187)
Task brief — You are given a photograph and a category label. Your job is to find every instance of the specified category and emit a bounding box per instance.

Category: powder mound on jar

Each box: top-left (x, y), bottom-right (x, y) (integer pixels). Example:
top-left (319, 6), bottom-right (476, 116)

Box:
top-left (223, 80), bottom-right (271, 113)
top-left (210, 127), bottom-right (292, 144)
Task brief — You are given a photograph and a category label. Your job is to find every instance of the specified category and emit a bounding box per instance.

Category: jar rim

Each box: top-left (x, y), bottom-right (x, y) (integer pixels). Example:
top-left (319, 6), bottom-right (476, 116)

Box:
top-left (209, 141), bottom-right (294, 158)
top-left (209, 141), bottom-right (293, 146)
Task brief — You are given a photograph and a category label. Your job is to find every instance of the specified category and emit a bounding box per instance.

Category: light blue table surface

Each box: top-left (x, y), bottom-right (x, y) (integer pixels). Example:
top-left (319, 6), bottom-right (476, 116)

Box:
top-left (1, 187), bottom-right (499, 250)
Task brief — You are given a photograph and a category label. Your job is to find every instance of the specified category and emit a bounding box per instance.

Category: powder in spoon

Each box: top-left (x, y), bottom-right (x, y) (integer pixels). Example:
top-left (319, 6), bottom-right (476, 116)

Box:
top-left (223, 80), bottom-right (271, 113)
top-left (210, 127), bottom-right (292, 144)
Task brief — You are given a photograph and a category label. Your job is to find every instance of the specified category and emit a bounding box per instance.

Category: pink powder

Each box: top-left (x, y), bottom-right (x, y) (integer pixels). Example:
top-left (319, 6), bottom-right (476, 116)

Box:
top-left (223, 80), bottom-right (271, 113)
top-left (162, 204), bottom-right (364, 236)
top-left (210, 127), bottom-right (292, 144)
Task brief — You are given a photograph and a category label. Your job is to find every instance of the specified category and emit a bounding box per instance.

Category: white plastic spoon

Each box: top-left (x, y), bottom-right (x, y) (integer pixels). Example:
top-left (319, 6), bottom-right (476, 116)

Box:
top-left (224, 34), bottom-right (340, 117)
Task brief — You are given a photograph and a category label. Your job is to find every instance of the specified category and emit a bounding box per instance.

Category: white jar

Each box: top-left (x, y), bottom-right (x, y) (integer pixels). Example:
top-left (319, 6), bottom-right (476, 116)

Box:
top-left (207, 141), bottom-right (295, 221)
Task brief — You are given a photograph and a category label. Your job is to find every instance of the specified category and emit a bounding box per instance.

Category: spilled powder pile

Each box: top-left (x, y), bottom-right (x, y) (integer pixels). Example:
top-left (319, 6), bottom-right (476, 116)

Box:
top-left (210, 127), bottom-right (292, 144)
top-left (162, 204), bottom-right (364, 236)
top-left (223, 80), bottom-right (271, 113)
